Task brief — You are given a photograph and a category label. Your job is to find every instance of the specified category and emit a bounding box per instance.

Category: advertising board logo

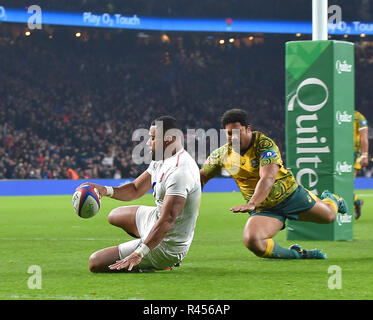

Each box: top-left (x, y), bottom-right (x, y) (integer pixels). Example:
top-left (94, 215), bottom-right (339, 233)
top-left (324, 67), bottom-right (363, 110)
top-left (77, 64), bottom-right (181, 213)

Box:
top-left (336, 212), bottom-right (352, 226)
top-left (335, 60), bottom-right (352, 74)
top-left (335, 161), bottom-right (352, 175)
top-left (336, 111), bottom-right (352, 125)
top-left (83, 12), bottom-right (140, 27)
top-left (287, 78), bottom-right (329, 112)
top-left (288, 77), bottom-right (330, 196)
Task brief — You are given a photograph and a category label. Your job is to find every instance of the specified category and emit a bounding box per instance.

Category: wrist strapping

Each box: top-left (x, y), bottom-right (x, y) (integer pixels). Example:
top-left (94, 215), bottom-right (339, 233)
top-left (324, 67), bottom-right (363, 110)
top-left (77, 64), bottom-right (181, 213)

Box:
top-left (135, 243), bottom-right (150, 258)
top-left (105, 186), bottom-right (114, 197)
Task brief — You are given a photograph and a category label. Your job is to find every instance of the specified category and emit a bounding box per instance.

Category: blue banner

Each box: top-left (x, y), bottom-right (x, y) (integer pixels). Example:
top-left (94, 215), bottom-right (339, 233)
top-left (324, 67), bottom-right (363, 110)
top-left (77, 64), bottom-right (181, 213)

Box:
top-left (1, 6), bottom-right (372, 35)
top-left (0, 178), bottom-right (239, 196)
top-left (0, 178), bottom-right (371, 196)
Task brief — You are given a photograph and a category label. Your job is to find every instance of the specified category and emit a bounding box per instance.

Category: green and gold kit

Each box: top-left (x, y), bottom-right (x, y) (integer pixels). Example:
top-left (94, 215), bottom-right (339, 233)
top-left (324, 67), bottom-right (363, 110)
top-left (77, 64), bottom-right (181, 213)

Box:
top-left (202, 131), bottom-right (298, 209)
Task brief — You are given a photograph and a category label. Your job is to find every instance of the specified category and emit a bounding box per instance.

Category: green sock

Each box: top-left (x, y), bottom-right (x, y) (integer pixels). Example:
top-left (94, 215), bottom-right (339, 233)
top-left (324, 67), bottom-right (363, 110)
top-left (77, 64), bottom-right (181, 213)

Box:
top-left (262, 239), bottom-right (299, 259)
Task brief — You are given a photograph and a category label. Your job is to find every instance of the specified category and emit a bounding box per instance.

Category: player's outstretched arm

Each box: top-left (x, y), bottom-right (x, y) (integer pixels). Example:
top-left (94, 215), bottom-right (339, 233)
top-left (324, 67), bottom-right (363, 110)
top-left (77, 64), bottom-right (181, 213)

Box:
top-left (77, 171), bottom-right (152, 201)
top-left (200, 150), bottom-right (222, 189)
top-left (110, 171), bottom-right (152, 201)
top-left (230, 164), bottom-right (279, 213)
top-left (200, 169), bottom-right (211, 189)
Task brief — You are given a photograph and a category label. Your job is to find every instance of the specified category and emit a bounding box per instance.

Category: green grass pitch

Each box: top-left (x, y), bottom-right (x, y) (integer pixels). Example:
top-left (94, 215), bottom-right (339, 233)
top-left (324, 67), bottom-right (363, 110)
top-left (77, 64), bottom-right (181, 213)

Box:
top-left (1, 190), bottom-right (373, 300)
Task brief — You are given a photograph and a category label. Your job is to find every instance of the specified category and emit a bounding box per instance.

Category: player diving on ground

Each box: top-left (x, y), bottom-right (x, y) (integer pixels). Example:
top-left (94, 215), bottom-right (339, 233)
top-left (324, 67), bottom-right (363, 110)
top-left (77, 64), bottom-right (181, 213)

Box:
top-left (200, 108), bottom-right (348, 259)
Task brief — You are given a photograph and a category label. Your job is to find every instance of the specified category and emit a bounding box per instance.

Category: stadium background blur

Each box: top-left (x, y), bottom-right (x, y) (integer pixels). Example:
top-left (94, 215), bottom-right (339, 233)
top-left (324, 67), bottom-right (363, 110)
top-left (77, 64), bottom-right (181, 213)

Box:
top-left (0, 0), bottom-right (372, 181)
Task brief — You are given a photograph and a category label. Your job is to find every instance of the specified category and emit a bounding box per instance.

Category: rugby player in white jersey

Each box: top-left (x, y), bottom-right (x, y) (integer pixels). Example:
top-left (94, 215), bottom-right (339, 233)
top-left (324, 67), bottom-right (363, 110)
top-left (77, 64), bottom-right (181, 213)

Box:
top-left (83, 116), bottom-right (201, 272)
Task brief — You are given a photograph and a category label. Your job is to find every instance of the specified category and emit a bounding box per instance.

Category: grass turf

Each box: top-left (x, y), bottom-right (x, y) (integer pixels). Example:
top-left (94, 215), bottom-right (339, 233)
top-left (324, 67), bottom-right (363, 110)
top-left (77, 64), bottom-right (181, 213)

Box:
top-left (1, 190), bottom-right (373, 300)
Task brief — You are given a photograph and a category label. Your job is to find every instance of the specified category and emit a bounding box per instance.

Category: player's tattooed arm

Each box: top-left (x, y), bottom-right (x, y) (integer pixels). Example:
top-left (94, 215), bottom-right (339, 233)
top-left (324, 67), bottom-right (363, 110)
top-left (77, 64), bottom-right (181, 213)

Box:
top-left (248, 163), bottom-right (279, 207)
top-left (230, 163), bottom-right (279, 213)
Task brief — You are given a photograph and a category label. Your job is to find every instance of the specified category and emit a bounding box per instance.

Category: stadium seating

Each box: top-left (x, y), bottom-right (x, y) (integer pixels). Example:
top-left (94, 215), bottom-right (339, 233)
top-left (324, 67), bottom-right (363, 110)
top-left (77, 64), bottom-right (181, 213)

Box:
top-left (0, 24), bottom-right (371, 179)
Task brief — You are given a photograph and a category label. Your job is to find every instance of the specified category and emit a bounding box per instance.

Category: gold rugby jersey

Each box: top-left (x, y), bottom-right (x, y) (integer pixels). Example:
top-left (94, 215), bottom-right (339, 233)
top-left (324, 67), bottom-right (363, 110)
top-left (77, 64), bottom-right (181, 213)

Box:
top-left (202, 131), bottom-right (298, 209)
top-left (354, 111), bottom-right (368, 152)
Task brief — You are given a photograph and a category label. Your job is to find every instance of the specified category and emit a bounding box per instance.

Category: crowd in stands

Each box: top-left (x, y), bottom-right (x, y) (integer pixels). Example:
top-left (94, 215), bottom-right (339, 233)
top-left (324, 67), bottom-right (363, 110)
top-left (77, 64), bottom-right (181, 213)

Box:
top-left (0, 27), bottom-right (371, 180)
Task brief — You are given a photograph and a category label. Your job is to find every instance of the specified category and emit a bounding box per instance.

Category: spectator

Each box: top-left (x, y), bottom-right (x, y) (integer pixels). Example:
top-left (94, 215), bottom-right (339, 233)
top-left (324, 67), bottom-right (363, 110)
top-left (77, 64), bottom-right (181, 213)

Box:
top-left (0, 28), bottom-right (370, 179)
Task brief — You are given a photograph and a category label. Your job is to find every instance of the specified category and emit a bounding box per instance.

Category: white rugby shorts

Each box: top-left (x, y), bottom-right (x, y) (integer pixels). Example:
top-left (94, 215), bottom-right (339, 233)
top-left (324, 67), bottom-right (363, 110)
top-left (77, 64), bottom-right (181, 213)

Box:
top-left (118, 206), bottom-right (184, 270)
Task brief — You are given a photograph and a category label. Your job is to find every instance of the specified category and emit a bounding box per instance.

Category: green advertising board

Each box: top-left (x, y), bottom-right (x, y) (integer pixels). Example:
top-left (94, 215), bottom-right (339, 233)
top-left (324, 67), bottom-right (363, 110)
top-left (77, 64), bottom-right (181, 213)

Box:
top-left (285, 40), bottom-right (354, 241)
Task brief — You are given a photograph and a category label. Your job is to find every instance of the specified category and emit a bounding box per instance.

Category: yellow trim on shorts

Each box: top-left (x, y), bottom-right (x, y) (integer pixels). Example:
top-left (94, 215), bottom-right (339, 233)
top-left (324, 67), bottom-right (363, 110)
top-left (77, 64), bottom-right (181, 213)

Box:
top-left (261, 238), bottom-right (275, 258)
top-left (306, 190), bottom-right (318, 202)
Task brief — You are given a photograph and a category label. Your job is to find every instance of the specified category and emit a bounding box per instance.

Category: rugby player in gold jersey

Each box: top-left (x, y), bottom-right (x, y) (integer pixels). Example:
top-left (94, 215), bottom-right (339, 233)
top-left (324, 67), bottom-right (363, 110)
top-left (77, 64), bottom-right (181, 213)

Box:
top-left (353, 110), bottom-right (369, 219)
top-left (200, 109), bottom-right (348, 259)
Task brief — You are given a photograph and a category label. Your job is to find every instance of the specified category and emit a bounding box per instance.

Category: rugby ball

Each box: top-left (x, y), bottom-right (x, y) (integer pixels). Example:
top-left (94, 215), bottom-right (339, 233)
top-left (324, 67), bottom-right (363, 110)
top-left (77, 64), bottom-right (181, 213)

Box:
top-left (72, 185), bottom-right (101, 218)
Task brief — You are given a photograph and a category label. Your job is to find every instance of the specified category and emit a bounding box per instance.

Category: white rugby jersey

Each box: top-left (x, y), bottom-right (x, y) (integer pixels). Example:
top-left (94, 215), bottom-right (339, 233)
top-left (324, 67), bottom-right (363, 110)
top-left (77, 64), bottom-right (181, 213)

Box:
top-left (146, 148), bottom-right (201, 253)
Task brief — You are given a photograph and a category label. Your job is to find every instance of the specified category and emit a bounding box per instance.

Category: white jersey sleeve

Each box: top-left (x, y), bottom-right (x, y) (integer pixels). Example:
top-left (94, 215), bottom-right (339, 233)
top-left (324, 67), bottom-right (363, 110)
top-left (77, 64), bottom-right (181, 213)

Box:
top-left (146, 161), bottom-right (156, 176)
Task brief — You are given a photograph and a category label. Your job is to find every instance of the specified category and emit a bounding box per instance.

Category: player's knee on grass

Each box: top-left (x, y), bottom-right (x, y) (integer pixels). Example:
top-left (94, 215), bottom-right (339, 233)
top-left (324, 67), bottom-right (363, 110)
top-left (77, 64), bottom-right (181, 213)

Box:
top-left (242, 233), bottom-right (266, 257)
top-left (88, 252), bottom-right (102, 273)
top-left (88, 247), bottom-right (119, 273)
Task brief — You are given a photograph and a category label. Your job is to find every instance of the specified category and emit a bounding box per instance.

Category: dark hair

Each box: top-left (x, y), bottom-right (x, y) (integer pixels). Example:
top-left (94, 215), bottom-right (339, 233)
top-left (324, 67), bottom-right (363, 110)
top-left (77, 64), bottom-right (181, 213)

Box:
top-left (221, 108), bottom-right (250, 128)
top-left (151, 115), bottom-right (182, 136)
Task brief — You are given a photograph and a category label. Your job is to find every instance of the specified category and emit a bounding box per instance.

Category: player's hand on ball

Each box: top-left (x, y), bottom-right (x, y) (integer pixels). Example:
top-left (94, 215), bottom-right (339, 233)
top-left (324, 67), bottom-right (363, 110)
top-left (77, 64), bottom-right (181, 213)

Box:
top-left (109, 252), bottom-right (142, 271)
top-left (76, 183), bottom-right (107, 198)
top-left (230, 203), bottom-right (255, 213)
